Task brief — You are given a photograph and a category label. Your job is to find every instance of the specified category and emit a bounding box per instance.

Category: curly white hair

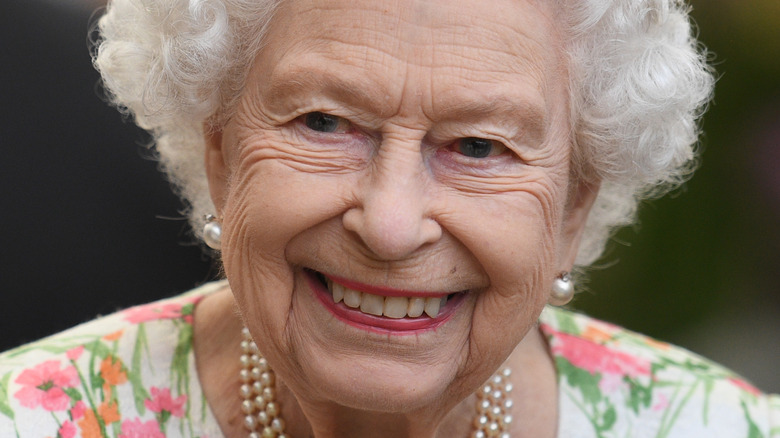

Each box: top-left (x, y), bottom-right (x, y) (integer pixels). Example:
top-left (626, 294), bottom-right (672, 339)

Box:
top-left (93, 0), bottom-right (714, 267)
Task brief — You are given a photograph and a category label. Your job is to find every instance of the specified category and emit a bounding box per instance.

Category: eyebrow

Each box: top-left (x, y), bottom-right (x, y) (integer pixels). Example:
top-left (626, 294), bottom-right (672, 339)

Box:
top-left (263, 66), bottom-right (549, 142)
top-left (431, 93), bottom-right (548, 144)
top-left (262, 66), bottom-right (396, 119)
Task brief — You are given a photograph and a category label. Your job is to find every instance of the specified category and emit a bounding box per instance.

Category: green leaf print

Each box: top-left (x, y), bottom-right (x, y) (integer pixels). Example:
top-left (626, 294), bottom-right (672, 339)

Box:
top-left (130, 323), bottom-right (151, 415)
top-left (599, 404), bottom-right (617, 432)
top-left (554, 309), bottom-right (580, 335)
top-left (627, 377), bottom-right (653, 414)
top-left (656, 380), bottom-right (700, 438)
top-left (742, 400), bottom-right (765, 438)
top-left (181, 302), bottom-right (195, 318)
top-left (91, 368), bottom-right (105, 391)
top-left (171, 321), bottom-right (194, 435)
top-left (701, 377), bottom-right (714, 425)
top-left (556, 357), bottom-right (602, 405)
top-left (0, 371), bottom-right (14, 420)
top-left (83, 339), bottom-right (112, 361)
top-left (63, 387), bottom-right (82, 402)
top-left (171, 322), bottom-right (193, 382)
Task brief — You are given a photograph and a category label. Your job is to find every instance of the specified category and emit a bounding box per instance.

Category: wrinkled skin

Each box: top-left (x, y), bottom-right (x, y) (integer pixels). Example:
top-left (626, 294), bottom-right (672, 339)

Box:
top-left (195, 0), bottom-right (598, 436)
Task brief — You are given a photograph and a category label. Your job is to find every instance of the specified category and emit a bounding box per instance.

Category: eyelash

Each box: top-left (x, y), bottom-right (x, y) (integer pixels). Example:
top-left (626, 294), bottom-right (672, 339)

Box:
top-left (299, 112), bottom-right (353, 134)
top-left (297, 111), bottom-right (512, 160)
top-left (449, 137), bottom-right (508, 159)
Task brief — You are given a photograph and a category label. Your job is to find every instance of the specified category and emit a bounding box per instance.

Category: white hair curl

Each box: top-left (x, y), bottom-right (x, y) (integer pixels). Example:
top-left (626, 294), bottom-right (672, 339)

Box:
top-left (92, 0), bottom-right (714, 268)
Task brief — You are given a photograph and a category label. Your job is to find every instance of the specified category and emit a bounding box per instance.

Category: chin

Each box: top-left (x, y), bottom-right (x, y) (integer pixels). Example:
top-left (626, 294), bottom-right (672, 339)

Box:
top-left (293, 343), bottom-right (464, 414)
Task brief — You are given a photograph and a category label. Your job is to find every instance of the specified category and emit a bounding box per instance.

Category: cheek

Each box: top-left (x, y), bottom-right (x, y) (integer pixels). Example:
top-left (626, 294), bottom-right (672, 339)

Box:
top-left (221, 132), bottom-right (362, 255)
top-left (218, 138), bottom-right (361, 326)
top-left (456, 180), bottom-right (565, 340)
top-left (444, 175), bottom-right (566, 332)
top-left (435, 180), bottom-right (565, 379)
top-left (223, 166), bottom-right (353, 258)
top-left (442, 174), bottom-right (565, 290)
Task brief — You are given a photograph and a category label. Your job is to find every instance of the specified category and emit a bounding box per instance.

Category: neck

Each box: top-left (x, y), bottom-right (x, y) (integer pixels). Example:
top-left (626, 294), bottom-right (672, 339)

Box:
top-left (192, 287), bottom-right (558, 438)
top-left (288, 382), bottom-right (487, 438)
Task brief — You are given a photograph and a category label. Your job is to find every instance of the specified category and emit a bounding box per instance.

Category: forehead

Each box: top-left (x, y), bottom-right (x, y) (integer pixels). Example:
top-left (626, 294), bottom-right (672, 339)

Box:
top-left (254, 0), bottom-right (564, 124)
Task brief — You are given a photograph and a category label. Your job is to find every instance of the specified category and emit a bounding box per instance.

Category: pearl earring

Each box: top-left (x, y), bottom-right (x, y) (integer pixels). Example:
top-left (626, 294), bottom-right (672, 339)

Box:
top-left (203, 214), bottom-right (222, 250)
top-left (549, 272), bottom-right (574, 306)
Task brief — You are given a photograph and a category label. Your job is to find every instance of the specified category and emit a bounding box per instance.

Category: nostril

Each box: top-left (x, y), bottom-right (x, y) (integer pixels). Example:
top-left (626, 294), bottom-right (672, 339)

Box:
top-left (420, 217), bottom-right (443, 244)
top-left (342, 196), bottom-right (442, 260)
top-left (342, 208), bottom-right (363, 235)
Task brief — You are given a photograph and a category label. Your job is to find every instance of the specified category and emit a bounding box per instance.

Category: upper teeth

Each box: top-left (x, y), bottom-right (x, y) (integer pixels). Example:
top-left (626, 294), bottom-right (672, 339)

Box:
top-left (328, 279), bottom-right (448, 318)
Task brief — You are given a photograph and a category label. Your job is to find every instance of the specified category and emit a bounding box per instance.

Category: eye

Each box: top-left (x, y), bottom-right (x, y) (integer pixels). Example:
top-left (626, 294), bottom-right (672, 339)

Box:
top-left (302, 112), bottom-right (351, 133)
top-left (453, 137), bottom-right (507, 158)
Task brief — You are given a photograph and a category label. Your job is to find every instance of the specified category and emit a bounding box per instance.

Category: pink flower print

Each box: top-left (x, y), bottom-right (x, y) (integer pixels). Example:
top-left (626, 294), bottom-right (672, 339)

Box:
top-left (118, 419), bottom-right (165, 438)
top-left (122, 297), bottom-right (199, 324)
top-left (14, 360), bottom-right (80, 411)
top-left (549, 330), bottom-right (651, 378)
top-left (70, 400), bottom-right (86, 420)
top-left (652, 393), bottom-right (669, 412)
top-left (123, 303), bottom-right (185, 323)
top-left (598, 372), bottom-right (627, 394)
top-left (66, 346), bottom-right (84, 361)
top-left (58, 420), bottom-right (77, 438)
top-left (729, 377), bottom-right (761, 396)
top-left (144, 387), bottom-right (186, 418)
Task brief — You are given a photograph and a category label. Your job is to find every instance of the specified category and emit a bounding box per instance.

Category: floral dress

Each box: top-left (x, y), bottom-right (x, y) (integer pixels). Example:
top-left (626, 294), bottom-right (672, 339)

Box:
top-left (0, 282), bottom-right (224, 438)
top-left (0, 281), bottom-right (777, 438)
top-left (539, 308), bottom-right (779, 437)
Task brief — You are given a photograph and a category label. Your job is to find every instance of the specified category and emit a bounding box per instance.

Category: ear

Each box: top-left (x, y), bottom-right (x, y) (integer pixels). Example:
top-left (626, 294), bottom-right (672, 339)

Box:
top-left (558, 179), bottom-right (600, 269)
top-left (203, 123), bottom-right (229, 213)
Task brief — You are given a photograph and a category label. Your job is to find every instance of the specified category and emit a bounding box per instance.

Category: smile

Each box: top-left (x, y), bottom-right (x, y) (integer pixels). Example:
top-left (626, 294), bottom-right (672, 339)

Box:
top-left (304, 269), bottom-right (467, 334)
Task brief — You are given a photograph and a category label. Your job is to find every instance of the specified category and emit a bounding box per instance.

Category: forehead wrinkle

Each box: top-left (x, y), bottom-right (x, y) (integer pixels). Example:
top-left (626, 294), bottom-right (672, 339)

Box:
top-left (422, 10), bottom-right (558, 142)
top-left (262, 60), bottom-right (398, 120)
top-left (259, 0), bottom-right (564, 136)
top-left (433, 21), bottom-right (543, 60)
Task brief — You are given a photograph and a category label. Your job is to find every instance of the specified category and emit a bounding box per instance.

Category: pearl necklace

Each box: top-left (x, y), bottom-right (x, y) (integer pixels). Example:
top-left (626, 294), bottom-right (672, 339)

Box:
top-left (241, 327), bottom-right (513, 438)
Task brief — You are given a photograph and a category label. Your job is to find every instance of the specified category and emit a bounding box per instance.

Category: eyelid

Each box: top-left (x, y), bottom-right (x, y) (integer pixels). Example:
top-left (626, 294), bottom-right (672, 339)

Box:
top-left (298, 111), bottom-right (353, 134)
top-left (449, 137), bottom-right (509, 158)
top-left (482, 139), bottom-right (508, 157)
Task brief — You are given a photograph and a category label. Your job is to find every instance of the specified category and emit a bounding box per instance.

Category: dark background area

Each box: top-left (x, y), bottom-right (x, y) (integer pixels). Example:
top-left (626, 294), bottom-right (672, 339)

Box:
top-left (0, 0), bottom-right (217, 352)
top-left (1, 0), bottom-right (778, 392)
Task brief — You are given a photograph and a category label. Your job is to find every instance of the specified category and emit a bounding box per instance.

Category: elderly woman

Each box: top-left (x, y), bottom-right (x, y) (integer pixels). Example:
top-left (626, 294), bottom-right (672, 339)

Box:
top-left (1, 0), bottom-right (777, 437)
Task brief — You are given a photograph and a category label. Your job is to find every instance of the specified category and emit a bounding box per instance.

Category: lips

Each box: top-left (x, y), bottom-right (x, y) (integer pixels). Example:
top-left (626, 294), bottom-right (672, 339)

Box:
top-left (304, 269), bottom-right (466, 334)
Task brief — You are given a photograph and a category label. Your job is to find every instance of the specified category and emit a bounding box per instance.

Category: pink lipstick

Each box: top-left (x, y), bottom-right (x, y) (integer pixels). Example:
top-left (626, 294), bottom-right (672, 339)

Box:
top-left (304, 269), bottom-right (465, 335)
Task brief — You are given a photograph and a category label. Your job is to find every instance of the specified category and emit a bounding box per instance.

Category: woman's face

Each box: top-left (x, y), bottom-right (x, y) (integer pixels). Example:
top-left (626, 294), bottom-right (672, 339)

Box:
top-left (206, 0), bottom-right (595, 415)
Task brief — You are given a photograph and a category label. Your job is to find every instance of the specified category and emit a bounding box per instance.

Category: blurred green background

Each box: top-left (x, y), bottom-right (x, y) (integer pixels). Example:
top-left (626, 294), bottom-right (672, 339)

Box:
top-left (571, 0), bottom-right (780, 392)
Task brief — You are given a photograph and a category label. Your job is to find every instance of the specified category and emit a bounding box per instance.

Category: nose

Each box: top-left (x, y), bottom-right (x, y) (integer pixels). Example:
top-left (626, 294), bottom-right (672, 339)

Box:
top-left (343, 144), bottom-right (442, 260)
